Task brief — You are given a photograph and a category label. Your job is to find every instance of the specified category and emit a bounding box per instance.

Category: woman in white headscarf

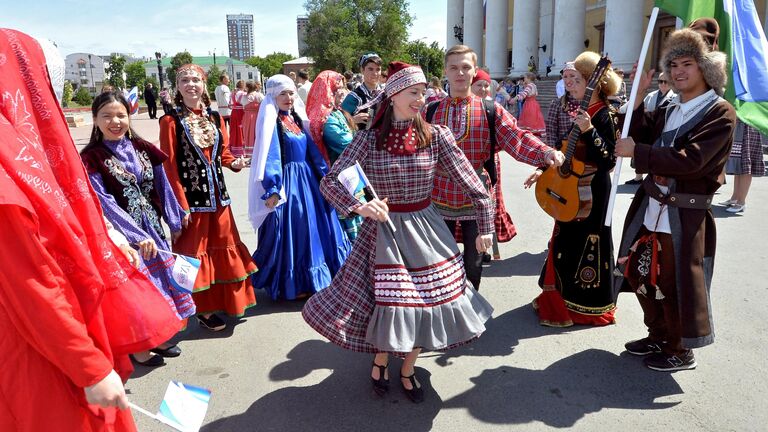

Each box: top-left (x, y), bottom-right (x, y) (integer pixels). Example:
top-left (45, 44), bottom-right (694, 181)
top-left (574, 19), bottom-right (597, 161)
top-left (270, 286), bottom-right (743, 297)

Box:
top-left (248, 75), bottom-right (350, 301)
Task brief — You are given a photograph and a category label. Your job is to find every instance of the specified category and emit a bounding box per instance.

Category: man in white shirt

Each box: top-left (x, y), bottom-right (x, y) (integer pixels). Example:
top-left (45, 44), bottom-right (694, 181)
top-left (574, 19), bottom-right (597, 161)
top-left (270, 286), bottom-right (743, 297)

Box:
top-left (614, 26), bottom-right (735, 372)
top-left (296, 69), bottom-right (312, 104)
top-left (214, 74), bottom-right (232, 127)
top-left (555, 68), bottom-right (566, 99)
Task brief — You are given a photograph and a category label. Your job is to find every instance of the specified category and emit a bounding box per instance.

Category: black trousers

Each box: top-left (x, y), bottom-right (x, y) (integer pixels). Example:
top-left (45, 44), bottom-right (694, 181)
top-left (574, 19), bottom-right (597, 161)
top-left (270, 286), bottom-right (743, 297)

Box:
top-left (147, 102), bottom-right (157, 119)
top-left (445, 219), bottom-right (482, 291)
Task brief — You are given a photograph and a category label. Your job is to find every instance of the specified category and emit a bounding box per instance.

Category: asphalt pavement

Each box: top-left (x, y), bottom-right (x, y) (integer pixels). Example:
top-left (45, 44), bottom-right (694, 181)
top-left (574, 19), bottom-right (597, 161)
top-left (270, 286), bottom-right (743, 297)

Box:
top-left (71, 111), bottom-right (768, 432)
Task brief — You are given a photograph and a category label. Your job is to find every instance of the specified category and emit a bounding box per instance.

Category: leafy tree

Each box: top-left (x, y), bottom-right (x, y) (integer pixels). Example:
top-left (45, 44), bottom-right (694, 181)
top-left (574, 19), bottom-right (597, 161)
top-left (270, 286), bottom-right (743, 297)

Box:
top-left (105, 54), bottom-right (126, 90)
top-left (403, 40), bottom-right (444, 79)
top-left (125, 61), bottom-right (147, 90)
top-left (245, 52), bottom-right (294, 79)
top-left (303, 0), bottom-right (414, 72)
top-left (168, 51), bottom-right (194, 88)
top-left (73, 86), bottom-right (93, 106)
top-left (62, 80), bottom-right (73, 108)
top-left (206, 64), bottom-right (224, 98)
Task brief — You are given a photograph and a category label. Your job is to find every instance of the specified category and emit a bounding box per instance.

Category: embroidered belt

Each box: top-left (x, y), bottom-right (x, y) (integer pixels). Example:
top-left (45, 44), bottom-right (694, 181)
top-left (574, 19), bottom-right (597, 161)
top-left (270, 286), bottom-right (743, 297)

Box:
top-left (388, 198), bottom-right (432, 212)
top-left (643, 177), bottom-right (713, 210)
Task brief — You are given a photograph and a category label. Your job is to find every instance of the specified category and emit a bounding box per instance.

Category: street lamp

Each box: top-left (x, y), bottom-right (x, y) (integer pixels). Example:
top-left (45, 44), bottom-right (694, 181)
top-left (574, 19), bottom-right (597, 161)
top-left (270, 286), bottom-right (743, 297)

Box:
top-left (155, 52), bottom-right (164, 88)
top-left (88, 53), bottom-right (95, 94)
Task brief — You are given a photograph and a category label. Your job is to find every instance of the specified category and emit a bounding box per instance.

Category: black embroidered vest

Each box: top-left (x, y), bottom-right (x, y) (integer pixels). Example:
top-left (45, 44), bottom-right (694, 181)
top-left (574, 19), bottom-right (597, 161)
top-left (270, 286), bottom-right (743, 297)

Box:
top-left (172, 109), bottom-right (231, 212)
top-left (81, 138), bottom-right (167, 239)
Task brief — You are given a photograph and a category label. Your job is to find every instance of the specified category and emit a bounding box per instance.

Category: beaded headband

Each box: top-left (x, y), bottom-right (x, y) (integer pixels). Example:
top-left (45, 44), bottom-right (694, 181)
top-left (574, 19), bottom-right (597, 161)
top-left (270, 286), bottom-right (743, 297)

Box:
top-left (176, 64), bottom-right (207, 83)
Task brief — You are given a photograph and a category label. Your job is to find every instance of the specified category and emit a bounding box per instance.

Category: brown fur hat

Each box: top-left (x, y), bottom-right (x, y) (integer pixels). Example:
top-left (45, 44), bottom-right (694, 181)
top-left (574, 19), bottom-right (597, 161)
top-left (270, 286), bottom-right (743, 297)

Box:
top-left (661, 28), bottom-right (727, 96)
top-left (573, 51), bottom-right (622, 97)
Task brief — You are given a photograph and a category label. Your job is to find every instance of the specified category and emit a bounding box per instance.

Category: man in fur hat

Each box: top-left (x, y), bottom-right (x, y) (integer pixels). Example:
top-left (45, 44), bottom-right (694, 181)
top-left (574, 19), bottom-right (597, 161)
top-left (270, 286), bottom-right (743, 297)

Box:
top-left (614, 28), bottom-right (736, 371)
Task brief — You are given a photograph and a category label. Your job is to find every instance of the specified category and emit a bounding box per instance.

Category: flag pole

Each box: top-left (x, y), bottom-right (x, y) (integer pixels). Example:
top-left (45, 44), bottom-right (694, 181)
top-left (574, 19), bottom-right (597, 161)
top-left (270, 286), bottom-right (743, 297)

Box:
top-left (605, 6), bottom-right (660, 227)
top-left (355, 161), bottom-right (397, 233)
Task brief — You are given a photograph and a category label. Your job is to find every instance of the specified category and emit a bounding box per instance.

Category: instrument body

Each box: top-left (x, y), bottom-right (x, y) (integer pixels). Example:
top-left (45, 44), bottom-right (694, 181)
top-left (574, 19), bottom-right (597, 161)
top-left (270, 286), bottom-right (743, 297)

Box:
top-left (536, 56), bottom-right (611, 222)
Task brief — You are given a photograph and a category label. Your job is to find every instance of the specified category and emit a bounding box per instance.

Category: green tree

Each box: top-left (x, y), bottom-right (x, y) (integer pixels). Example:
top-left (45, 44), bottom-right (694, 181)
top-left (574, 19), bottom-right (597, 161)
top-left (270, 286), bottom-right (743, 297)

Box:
top-left (206, 64), bottom-right (224, 98)
top-left (245, 52), bottom-right (293, 79)
top-left (62, 80), bottom-right (73, 108)
top-left (125, 61), bottom-right (147, 90)
top-left (73, 86), bottom-right (93, 106)
top-left (105, 54), bottom-right (126, 90)
top-left (403, 40), bottom-right (444, 79)
top-left (303, 0), bottom-right (414, 72)
top-left (168, 51), bottom-right (194, 88)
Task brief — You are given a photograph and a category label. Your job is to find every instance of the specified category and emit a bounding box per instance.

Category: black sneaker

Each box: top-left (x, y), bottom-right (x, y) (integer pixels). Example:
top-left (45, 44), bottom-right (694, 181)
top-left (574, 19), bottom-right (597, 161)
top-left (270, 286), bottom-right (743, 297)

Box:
top-left (198, 314), bottom-right (226, 331)
top-left (624, 337), bottom-right (664, 356)
top-left (644, 350), bottom-right (697, 372)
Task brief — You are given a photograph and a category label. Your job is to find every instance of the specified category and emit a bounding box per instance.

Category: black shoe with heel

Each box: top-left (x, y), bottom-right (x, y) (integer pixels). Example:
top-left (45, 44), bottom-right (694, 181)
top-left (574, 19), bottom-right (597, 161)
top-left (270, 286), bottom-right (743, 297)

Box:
top-left (371, 362), bottom-right (389, 396)
top-left (401, 373), bottom-right (424, 403)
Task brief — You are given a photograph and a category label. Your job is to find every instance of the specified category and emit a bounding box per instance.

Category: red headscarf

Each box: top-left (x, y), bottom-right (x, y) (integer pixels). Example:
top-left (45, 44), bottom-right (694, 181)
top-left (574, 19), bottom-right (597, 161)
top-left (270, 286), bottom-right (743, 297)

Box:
top-left (306, 70), bottom-right (346, 163)
top-left (472, 69), bottom-right (491, 84)
top-left (0, 29), bottom-right (179, 361)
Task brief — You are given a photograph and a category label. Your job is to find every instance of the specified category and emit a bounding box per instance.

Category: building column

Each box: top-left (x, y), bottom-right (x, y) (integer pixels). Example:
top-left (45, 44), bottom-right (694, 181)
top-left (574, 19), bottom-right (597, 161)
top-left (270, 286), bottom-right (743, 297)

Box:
top-left (604, 0), bottom-right (644, 71)
top-left (446, 0), bottom-right (464, 49)
top-left (485, 0), bottom-right (509, 78)
top-left (552, 0), bottom-right (585, 68)
top-left (464, 0), bottom-right (485, 66)
top-left (511, 0), bottom-right (540, 76)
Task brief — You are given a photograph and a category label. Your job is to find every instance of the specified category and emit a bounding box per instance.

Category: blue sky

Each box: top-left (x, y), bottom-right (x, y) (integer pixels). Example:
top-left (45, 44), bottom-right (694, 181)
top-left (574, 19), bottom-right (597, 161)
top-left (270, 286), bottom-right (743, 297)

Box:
top-left (2, 0), bottom-right (447, 59)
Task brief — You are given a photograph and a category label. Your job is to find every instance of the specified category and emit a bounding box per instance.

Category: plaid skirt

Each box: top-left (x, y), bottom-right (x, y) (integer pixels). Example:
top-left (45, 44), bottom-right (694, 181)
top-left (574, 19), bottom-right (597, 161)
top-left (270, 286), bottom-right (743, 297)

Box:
top-left (302, 203), bottom-right (493, 354)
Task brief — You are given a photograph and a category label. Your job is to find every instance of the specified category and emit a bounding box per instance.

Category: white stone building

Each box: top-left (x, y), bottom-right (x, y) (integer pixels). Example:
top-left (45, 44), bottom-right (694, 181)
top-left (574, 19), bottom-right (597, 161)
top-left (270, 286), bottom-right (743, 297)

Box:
top-left (446, 0), bottom-right (768, 79)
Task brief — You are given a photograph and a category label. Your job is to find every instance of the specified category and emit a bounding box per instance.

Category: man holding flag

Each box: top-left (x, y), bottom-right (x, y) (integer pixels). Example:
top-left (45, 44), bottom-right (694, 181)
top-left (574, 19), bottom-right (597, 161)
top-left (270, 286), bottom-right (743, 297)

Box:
top-left (614, 27), bottom-right (736, 371)
top-left (653, 0), bottom-right (768, 136)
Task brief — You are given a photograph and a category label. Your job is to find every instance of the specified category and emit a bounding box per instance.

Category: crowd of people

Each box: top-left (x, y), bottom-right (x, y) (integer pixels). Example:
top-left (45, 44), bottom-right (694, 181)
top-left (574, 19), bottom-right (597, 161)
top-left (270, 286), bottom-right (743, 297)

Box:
top-left (0, 15), bottom-right (760, 428)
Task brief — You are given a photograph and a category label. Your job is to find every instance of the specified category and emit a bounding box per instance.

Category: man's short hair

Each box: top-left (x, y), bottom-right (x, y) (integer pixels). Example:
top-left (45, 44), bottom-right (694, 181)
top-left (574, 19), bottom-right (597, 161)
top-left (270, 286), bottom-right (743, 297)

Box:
top-left (219, 74), bottom-right (229, 83)
top-left (444, 45), bottom-right (477, 66)
top-left (298, 69), bottom-right (309, 80)
top-left (358, 53), bottom-right (382, 70)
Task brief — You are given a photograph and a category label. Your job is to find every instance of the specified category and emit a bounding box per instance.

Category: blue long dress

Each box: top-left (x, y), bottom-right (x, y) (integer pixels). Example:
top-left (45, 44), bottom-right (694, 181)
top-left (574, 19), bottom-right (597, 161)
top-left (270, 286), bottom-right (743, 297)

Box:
top-left (251, 112), bottom-right (351, 300)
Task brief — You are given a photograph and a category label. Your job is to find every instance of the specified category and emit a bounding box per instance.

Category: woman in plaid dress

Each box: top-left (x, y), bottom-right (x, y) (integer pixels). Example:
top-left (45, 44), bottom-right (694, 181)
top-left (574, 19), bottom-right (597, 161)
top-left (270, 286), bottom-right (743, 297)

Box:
top-left (722, 120), bottom-right (765, 213)
top-left (302, 62), bottom-right (494, 403)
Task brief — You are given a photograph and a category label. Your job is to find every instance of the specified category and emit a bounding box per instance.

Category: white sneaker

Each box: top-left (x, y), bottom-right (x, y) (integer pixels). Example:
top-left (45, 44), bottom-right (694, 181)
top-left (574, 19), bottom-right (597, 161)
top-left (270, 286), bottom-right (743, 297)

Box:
top-left (719, 199), bottom-right (736, 206)
top-left (726, 203), bottom-right (745, 213)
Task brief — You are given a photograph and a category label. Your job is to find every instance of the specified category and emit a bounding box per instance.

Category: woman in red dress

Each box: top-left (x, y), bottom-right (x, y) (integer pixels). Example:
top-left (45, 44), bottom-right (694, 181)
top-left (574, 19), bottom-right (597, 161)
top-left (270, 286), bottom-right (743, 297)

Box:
top-left (160, 65), bottom-right (257, 331)
top-left (514, 72), bottom-right (547, 137)
top-left (0, 29), bottom-right (180, 431)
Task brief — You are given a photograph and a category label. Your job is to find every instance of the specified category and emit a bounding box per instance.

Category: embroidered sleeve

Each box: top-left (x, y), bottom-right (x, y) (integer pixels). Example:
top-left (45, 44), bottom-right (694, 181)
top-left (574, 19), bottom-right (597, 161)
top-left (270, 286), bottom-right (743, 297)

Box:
top-left (153, 165), bottom-right (185, 233)
top-left (496, 103), bottom-right (553, 167)
top-left (434, 125), bottom-right (494, 234)
top-left (581, 109), bottom-right (617, 170)
top-left (88, 173), bottom-right (152, 245)
top-left (320, 130), bottom-right (371, 217)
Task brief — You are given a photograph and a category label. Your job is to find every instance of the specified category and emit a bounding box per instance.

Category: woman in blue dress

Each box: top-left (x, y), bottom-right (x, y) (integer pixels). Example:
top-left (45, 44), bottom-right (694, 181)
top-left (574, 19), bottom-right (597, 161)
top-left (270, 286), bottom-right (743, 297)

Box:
top-left (248, 75), bottom-right (351, 300)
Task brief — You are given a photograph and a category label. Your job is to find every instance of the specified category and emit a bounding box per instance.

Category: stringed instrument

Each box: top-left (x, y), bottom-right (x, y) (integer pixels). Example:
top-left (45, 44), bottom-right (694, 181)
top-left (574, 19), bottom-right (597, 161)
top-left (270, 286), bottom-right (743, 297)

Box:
top-left (535, 55), bottom-right (612, 222)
